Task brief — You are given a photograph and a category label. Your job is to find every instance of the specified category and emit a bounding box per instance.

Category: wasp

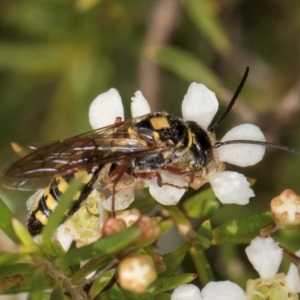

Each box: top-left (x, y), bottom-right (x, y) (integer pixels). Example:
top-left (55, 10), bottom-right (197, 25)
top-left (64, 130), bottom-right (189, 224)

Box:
top-left (2, 68), bottom-right (299, 237)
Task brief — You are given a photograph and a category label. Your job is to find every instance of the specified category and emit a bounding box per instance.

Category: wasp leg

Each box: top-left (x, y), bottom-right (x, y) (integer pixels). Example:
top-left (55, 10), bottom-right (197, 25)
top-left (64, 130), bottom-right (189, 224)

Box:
top-left (109, 160), bottom-right (132, 214)
top-left (161, 165), bottom-right (195, 185)
top-left (134, 171), bottom-right (188, 190)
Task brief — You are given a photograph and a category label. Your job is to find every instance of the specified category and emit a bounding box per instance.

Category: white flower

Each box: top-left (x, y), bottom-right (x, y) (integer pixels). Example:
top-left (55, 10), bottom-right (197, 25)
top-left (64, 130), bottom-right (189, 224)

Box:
top-left (286, 249), bottom-right (300, 293)
top-left (89, 88), bottom-right (124, 129)
top-left (171, 282), bottom-right (246, 300)
top-left (201, 281), bottom-right (247, 300)
top-left (54, 190), bottom-right (107, 250)
top-left (131, 91), bottom-right (151, 117)
top-left (245, 237), bottom-right (300, 298)
top-left (245, 237), bottom-right (282, 279)
top-left (182, 83), bottom-right (218, 129)
top-left (171, 284), bottom-right (203, 300)
top-left (89, 84), bottom-right (266, 208)
top-left (208, 171), bottom-right (254, 205)
top-left (149, 170), bottom-right (187, 205)
top-left (180, 83), bottom-right (265, 205)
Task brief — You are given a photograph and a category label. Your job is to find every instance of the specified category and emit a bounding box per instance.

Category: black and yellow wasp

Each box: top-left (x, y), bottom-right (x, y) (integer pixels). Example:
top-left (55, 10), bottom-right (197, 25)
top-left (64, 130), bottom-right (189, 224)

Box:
top-left (2, 111), bottom-right (214, 236)
top-left (2, 68), bottom-right (298, 236)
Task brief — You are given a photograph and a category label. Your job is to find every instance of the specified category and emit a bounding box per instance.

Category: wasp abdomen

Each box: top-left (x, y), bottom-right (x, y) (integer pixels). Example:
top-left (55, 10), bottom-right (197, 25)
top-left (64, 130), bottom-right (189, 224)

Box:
top-left (27, 168), bottom-right (101, 236)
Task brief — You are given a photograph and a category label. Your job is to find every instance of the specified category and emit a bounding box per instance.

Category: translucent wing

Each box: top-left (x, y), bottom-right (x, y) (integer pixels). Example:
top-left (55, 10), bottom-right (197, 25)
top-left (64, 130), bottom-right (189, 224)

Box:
top-left (2, 116), bottom-right (166, 190)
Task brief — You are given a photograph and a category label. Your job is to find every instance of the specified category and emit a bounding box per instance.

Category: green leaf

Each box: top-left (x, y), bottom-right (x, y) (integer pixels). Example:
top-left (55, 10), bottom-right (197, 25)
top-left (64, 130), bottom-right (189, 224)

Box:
top-left (159, 219), bottom-right (174, 234)
top-left (28, 267), bottom-right (45, 300)
top-left (195, 220), bottom-right (212, 251)
top-left (190, 247), bottom-right (215, 286)
top-left (72, 257), bottom-right (112, 285)
top-left (61, 227), bottom-right (141, 265)
top-left (0, 263), bottom-right (35, 278)
top-left (184, 0), bottom-right (231, 54)
top-left (89, 269), bottom-right (116, 299)
top-left (12, 218), bottom-right (39, 253)
top-left (0, 197), bottom-right (20, 244)
top-left (154, 294), bottom-right (172, 300)
top-left (50, 282), bottom-right (64, 300)
top-left (183, 188), bottom-right (220, 219)
top-left (160, 205), bottom-right (189, 225)
top-left (151, 46), bottom-right (222, 92)
top-left (0, 252), bottom-right (25, 265)
top-left (109, 284), bottom-right (126, 300)
top-left (160, 243), bottom-right (190, 277)
top-left (213, 211), bottom-right (274, 244)
top-left (43, 240), bottom-right (75, 278)
top-left (42, 239), bottom-right (65, 259)
top-left (41, 178), bottom-right (84, 243)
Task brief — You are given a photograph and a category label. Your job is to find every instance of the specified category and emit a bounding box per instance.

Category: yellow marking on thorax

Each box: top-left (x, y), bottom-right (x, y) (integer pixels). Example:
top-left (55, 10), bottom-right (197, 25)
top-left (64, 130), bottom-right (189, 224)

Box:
top-left (153, 131), bottom-right (160, 141)
top-left (128, 127), bottom-right (138, 138)
top-left (178, 128), bottom-right (193, 156)
top-left (150, 117), bottom-right (170, 130)
top-left (163, 151), bottom-right (173, 159)
top-left (35, 210), bottom-right (48, 225)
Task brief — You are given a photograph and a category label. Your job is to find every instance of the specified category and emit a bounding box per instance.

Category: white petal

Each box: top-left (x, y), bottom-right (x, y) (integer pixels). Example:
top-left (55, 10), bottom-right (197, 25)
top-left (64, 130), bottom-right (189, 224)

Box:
top-left (102, 188), bottom-right (135, 211)
top-left (209, 171), bottom-right (254, 205)
top-left (181, 83), bottom-right (218, 129)
top-left (55, 223), bottom-right (74, 252)
top-left (171, 284), bottom-right (203, 300)
top-left (245, 237), bottom-right (282, 279)
top-left (131, 91), bottom-right (151, 117)
top-left (216, 124), bottom-right (266, 167)
top-left (89, 88), bottom-right (124, 129)
top-left (201, 281), bottom-right (247, 300)
top-left (286, 249), bottom-right (300, 293)
top-left (149, 171), bottom-right (187, 205)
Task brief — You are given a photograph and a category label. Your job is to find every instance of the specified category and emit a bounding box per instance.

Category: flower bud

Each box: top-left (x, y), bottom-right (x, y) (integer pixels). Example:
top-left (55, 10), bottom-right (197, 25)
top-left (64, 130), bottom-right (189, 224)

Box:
top-left (118, 255), bottom-right (157, 293)
top-left (102, 217), bottom-right (127, 237)
top-left (133, 215), bottom-right (161, 247)
top-left (271, 189), bottom-right (300, 229)
top-left (115, 208), bottom-right (141, 227)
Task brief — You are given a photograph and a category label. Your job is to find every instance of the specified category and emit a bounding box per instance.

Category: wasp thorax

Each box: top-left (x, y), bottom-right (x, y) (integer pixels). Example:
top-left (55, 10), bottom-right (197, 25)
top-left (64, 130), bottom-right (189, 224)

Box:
top-left (133, 112), bottom-right (186, 144)
top-left (131, 113), bottom-right (216, 172)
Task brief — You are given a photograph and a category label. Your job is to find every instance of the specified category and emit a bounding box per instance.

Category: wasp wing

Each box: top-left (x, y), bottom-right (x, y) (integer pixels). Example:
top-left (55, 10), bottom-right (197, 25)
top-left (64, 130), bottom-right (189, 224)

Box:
top-left (2, 118), bottom-right (166, 190)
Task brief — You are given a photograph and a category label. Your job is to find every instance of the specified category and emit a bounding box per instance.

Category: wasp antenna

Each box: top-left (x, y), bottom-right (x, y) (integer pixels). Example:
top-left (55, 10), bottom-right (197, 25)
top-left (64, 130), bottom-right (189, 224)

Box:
top-left (214, 140), bottom-right (300, 155)
top-left (208, 67), bottom-right (249, 133)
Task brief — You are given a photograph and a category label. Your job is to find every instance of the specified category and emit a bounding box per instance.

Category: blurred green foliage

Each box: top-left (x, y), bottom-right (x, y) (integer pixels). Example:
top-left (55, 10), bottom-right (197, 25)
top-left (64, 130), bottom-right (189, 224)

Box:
top-left (1, 0), bottom-right (300, 297)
